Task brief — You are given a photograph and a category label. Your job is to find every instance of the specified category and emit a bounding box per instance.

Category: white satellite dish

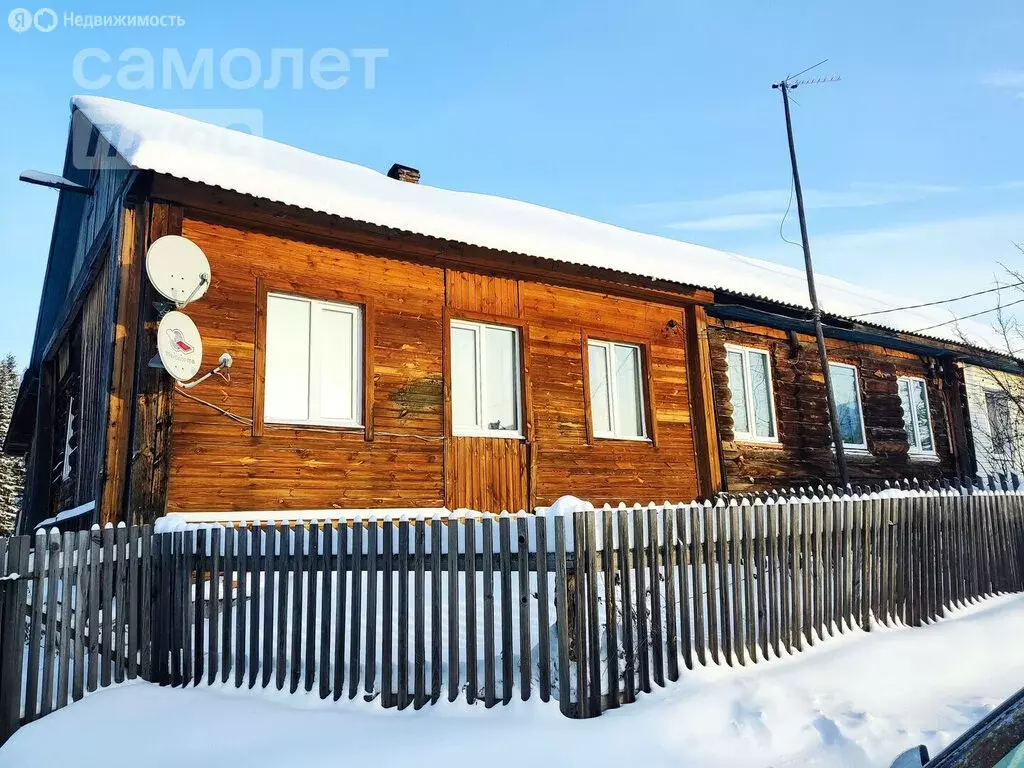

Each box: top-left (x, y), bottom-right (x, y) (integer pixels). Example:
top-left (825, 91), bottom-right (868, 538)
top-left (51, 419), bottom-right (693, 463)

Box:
top-left (157, 311), bottom-right (204, 381)
top-left (146, 235), bottom-right (211, 306)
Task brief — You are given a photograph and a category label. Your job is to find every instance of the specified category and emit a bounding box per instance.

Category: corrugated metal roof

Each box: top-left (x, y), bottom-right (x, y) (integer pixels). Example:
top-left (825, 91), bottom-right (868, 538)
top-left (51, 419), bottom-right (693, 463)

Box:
top-left (71, 95), bottom-right (1009, 356)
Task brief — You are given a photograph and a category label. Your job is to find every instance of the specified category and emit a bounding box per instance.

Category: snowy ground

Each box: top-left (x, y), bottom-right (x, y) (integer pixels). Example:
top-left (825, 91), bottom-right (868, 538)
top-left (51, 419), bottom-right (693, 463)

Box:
top-left (4, 594), bottom-right (1024, 768)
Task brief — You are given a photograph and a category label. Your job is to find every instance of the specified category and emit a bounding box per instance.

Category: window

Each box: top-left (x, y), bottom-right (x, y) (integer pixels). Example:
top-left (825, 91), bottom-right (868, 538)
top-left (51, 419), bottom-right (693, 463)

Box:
top-left (724, 345), bottom-right (777, 442)
top-left (986, 391), bottom-right (1013, 456)
top-left (828, 362), bottom-right (867, 449)
top-left (587, 340), bottom-right (647, 440)
top-left (264, 293), bottom-right (363, 427)
top-left (898, 376), bottom-right (935, 455)
top-left (451, 320), bottom-right (522, 437)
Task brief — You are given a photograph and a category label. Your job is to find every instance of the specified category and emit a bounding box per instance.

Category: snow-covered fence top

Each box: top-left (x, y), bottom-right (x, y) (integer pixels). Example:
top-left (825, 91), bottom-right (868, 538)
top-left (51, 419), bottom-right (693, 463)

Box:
top-left (2, 485), bottom-right (1023, 744)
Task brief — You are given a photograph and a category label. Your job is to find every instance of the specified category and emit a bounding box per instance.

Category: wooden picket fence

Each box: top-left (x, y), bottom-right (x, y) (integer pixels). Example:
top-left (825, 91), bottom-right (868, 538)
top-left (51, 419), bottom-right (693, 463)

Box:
top-left (1, 481), bottom-right (1023, 745)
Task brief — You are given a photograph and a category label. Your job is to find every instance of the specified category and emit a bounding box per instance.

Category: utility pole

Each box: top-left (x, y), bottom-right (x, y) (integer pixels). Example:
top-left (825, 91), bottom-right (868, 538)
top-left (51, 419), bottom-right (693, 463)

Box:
top-left (772, 73), bottom-right (849, 487)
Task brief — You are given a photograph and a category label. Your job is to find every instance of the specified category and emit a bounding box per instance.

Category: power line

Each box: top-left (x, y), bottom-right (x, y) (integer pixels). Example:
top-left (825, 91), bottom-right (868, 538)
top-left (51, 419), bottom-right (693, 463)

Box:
top-left (911, 296), bottom-right (1024, 334)
top-left (850, 281), bottom-right (1024, 318)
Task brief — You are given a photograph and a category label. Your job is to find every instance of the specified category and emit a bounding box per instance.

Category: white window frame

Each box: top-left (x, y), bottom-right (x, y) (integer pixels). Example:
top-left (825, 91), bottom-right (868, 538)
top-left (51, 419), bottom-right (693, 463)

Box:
top-left (587, 339), bottom-right (649, 441)
top-left (450, 319), bottom-right (523, 439)
top-left (264, 292), bottom-right (364, 429)
top-left (723, 344), bottom-right (779, 444)
top-left (898, 376), bottom-right (936, 456)
top-left (828, 361), bottom-right (868, 450)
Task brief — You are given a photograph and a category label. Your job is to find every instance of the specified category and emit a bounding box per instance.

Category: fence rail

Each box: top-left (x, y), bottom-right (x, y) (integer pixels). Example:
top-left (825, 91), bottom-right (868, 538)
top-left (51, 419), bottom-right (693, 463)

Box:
top-left (1, 481), bottom-right (1023, 744)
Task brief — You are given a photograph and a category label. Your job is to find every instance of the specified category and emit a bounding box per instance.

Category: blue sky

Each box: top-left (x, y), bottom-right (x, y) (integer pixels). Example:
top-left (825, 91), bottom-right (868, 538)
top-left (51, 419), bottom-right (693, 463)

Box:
top-left (1, 0), bottom-right (1022, 364)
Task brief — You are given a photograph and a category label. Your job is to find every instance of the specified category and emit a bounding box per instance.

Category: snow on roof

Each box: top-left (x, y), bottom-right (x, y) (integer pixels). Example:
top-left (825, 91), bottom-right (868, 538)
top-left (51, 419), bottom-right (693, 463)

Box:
top-left (72, 95), bottom-right (1005, 353)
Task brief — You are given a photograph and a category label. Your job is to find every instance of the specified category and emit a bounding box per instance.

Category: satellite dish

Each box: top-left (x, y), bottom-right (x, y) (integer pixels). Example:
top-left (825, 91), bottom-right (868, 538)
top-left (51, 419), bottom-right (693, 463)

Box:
top-left (157, 311), bottom-right (204, 381)
top-left (146, 235), bottom-right (211, 306)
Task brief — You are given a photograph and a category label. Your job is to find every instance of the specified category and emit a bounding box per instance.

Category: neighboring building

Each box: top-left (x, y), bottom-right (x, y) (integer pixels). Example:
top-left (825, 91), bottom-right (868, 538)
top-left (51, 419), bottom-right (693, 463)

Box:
top-left (962, 364), bottom-right (1024, 484)
top-left (5, 96), bottom-right (1023, 530)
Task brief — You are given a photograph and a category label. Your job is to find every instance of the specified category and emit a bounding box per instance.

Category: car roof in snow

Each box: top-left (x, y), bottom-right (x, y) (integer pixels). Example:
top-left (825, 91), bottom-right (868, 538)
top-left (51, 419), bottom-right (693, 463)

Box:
top-left (71, 95), bottom-right (1008, 355)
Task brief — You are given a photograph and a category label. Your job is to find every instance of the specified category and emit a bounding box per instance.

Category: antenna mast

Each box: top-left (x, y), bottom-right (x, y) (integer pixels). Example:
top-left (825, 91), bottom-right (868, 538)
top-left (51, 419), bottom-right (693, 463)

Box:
top-left (771, 63), bottom-right (849, 487)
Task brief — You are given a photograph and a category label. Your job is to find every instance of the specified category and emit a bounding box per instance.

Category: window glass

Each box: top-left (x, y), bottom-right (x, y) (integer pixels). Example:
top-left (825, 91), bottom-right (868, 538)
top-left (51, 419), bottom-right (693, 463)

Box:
top-left (483, 326), bottom-right (519, 432)
top-left (748, 351), bottom-right (776, 439)
top-left (588, 342), bottom-right (612, 435)
top-left (727, 350), bottom-right (750, 435)
top-left (829, 363), bottom-right (865, 447)
top-left (899, 378), bottom-right (915, 446)
top-left (264, 294), bottom-right (363, 427)
top-left (318, 307), bottom-right (355, 421)
top-left (265, 295), bottom-right (311, 422)
top-left (450, 321), bottom-right (521, 436)
top-left (899, 377), bottom-right (935, 453)
top-left (588, 340), bottom-right (646, 439)
top-left (451, 325), bottom-right (478, 429)
top-left (987, 391), bottom-right (1012, 455)
top-left (614, 344), bottom-right (643, 438)
top-left (910, 379), bottom-right (933, 452)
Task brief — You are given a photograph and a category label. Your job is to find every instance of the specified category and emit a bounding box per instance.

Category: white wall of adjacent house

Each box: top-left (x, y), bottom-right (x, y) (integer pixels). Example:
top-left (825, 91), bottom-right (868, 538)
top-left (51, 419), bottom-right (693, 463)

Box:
top-left (963, 364), bottom-right (1024, 482)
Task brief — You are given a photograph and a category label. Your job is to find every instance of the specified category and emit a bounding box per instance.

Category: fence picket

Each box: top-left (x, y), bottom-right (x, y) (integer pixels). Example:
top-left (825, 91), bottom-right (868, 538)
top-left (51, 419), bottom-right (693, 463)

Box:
top-left (109, 526), bottom-right (127, 689)
top-left (0, 537), bottom-right (29, 742)
top-left (617, 508), bottom-right (635, 704)
top-left (690, 504), bottom-right (706, 666)
top-left (230, 527), bottom-right (244, 690)
top-left (446, 517), bottom-right (459, 703)
top-left (24, 529), bottom-right (46, 721)
top-left (704, 503), bottom-right (719, 664)
top-left (274, 523), bottom-right (290, 691)
top-left (431, 517), bottom-right (443, 705)
top-left (573, 512), bottom-right (588, 716)
top-left (332, 523), bottom-right (348, 702)
top-left (645, 506), bottom-right (665, 686)
top-left (741, 501), bottom-right (755, 663)
top-left (414, 517), bottom-right (427, 709)
top-left (802, 500), bottom-right (814, 646)
top-left (250, 526), bottom-right (263, 690)
top-left (584, 509), bottom-right (602, 714)
top-left (397, 518), bottom-right (410, 709)
top-left (180, 530), bottom-right (194, 688)
top-left (223, 527), bottom-right (236, 686)
top-left (676, 506), bottom-right (693, 671)
top-left (778, 505), bottom-right (794, 655)
top-left (465, 515), bottom-right (478, 705)
top-left (210, 527), bottom-right (222, 687)
top-left (536, 513), bottom-right (552, 703)
top-left (554, 514), bottom-right (570, 717)
top-left (791, 500), bottom-right (804, 652)
top-left (632, 506), bottom-right (651, 689)
top-left (289, 523), bottom-right (303, 695)
top-left (482, 515), bottom-right (496, 709)
top-left (662, 507), bottom-right (679, 682)
top-left (517, 515), bottom-right (532, 702)
top-left (382, 519), bottom-right (394, 707)
top-left (262, 524), bottom-right (276, 690)
top-left (754, 500), bottom-right (768, 661)
top-left (348, 520), bottom-right (364, 701)
top-left (498, 515), bottom-right (513, 706)
top-left (56, 531), bottom-right (75, 708)
top-left (364, 520), bottom-right (378, 699)
top-left (38, 530), bottom-right (60, 716)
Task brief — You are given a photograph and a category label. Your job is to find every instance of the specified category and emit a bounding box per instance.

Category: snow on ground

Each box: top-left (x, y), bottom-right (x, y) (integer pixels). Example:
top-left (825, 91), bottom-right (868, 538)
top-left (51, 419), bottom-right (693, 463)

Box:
top-left (4, 594), bottom-right (1024, 768)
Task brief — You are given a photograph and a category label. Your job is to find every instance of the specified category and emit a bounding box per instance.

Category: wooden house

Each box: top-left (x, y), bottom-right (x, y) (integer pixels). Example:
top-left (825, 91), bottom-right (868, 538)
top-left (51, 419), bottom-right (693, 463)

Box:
top-left (6, 97), bottom-right (1022, 531)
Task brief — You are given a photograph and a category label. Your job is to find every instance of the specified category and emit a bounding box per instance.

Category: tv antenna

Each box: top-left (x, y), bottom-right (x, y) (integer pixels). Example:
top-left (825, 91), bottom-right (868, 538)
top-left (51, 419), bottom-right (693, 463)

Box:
top-left (770, 60), bottom-right (850, 487)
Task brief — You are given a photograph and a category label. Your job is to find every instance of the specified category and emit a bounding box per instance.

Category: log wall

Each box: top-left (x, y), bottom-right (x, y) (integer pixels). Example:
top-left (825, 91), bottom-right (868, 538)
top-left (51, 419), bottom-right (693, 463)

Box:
top-left (164, 215), bottom-right (702, 514)
top-left (708, 319), bottom-right (957, 492)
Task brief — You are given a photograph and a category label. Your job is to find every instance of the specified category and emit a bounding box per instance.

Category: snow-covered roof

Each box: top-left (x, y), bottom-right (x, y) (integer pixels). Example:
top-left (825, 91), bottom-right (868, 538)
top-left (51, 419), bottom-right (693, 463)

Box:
top-left (72, 95), bottom-right (1006, 354)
